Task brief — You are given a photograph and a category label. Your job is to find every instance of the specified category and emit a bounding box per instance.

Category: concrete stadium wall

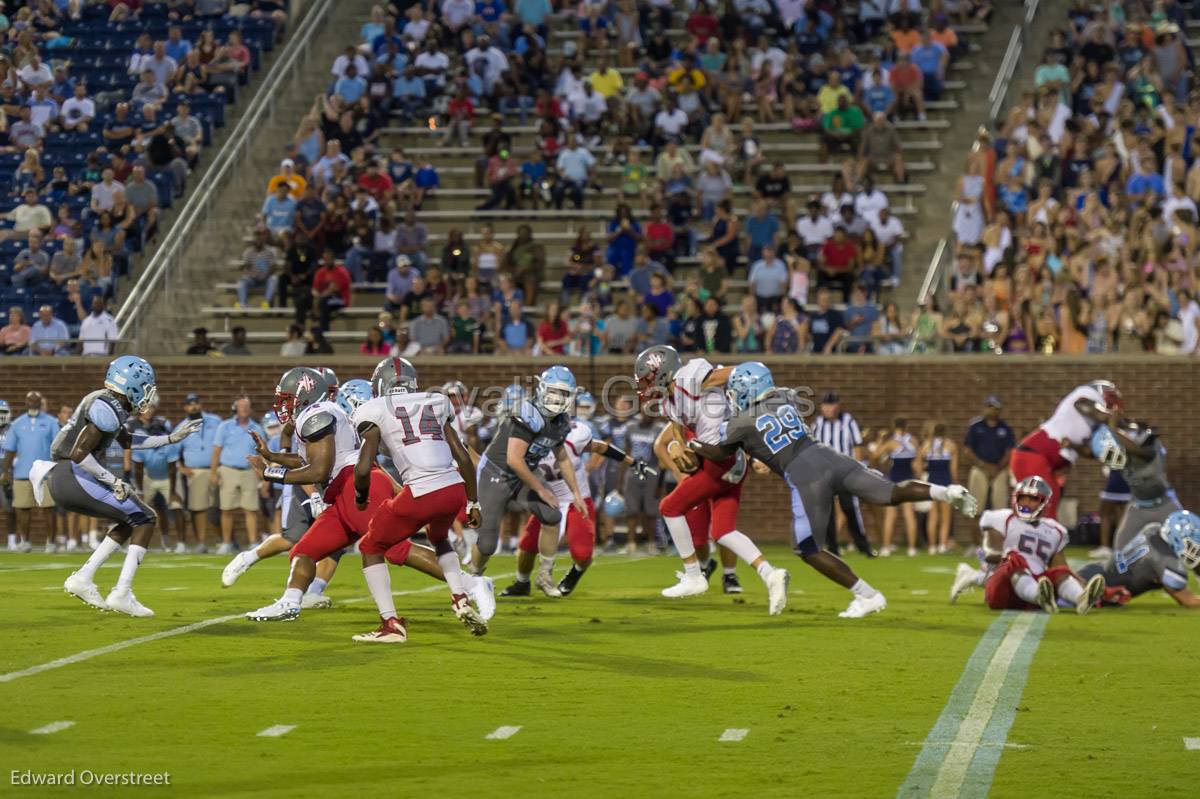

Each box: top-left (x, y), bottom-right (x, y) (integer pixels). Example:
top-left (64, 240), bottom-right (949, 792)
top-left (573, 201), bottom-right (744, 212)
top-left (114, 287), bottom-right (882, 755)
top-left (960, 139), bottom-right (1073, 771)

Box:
top-left (3, 356), bottom-right (1196, 541)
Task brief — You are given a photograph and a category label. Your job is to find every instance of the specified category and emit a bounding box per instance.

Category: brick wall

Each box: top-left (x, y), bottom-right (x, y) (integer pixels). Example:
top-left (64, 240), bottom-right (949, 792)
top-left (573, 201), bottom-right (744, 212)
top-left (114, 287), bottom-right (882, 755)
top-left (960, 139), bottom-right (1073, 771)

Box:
top-left (4, 355), bottom-right (1195, 543)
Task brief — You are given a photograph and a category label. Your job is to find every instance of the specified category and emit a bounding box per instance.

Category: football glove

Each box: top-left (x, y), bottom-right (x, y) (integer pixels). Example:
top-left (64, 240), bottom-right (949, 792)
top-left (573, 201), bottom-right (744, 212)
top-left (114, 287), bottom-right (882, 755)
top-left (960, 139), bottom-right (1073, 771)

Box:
top-left (111, 480), bottom-right (134, 501)
top-left (303, 491), bottom-right (328, 517)
top-left (631, 460), bottom-right (657, 481)
top-left (167, 417), bottom-right (205, 444)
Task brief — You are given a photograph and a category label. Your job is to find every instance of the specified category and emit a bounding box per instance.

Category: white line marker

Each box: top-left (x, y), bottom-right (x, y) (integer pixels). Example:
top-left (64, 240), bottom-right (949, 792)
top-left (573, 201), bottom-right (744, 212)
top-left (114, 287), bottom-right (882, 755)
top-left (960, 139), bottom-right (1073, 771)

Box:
top-left (921, 567), bottom-right (957, 575)
top-left (30, 721), bottom-right (75, 735)
top-left (719, 728), bottom-right (749, 742)
top-left (1185, 737), bottom-right (1200, 751)
top-left (911, 589), bottom-right (930, 595)
top-left (162, 587), bottom-right (189, 591)
top-left (257, 725), bottom-right (296, 738)
top-left (486, 726), bottom-right (522, 740)
top-left (904, 740), bottom-right (1030, 750)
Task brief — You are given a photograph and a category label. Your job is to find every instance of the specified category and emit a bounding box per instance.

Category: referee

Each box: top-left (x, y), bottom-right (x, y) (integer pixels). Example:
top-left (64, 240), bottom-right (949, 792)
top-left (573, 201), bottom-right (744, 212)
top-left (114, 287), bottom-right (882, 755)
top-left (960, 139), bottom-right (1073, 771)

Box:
top-left (811, 391), bottom-right (875, 556)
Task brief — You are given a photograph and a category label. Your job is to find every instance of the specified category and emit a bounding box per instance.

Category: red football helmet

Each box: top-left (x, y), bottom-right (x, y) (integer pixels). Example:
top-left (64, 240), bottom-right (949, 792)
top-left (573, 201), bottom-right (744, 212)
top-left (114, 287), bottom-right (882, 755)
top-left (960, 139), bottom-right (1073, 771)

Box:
top-left (1090, 380), bottom-right (1122, 413)
top-left (1012, 476), bottom-right (1053, 522)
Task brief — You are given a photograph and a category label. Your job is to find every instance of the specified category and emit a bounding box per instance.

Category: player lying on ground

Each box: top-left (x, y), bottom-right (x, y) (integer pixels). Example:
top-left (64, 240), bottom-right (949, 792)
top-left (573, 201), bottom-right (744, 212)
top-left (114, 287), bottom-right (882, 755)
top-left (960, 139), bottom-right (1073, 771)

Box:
top-left (500, 412), bottom-right (655, 598)
top-left (1077, 510), bottom-right (1200, 608)
top-left (57, 356), bottom-right (203, 616)
top-left (953, 476), bottom-right (1106, 614)
top-left (350, 357), bottom-right (490, 642)
top-left (223, 380), bottom-right (376, 605)
top-left (688, 362), bottom-right (979, 619)
top-left (470, 366), bottom-right (588, 575)
top-left (634, 346), bottom-right (789, 613)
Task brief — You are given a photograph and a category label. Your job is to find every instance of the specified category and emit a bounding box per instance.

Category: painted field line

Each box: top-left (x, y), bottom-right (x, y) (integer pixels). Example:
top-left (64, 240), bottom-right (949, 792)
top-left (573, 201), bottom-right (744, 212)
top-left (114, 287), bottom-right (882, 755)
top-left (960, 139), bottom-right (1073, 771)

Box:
top-left (1185, 737), bottom-right (1200, 751)
top-left (903, 740), bottom-right (1030, 750)
top-left (898, 611), bottom-right (1048, 799)
top-left (163, 587), bottom-right (189, 592)
top-left (486, 726), bottom-right (521, 740)
top-left (257, 725), bottom-right (296, 738)
top-left (30, 721), bottom-right (75, 735)
top-left (921, 566), bottom-right (957, 575)
top-left (911, 589), bottom-right (930, 595)
top-left (719, 728), bottom-right (749, 742)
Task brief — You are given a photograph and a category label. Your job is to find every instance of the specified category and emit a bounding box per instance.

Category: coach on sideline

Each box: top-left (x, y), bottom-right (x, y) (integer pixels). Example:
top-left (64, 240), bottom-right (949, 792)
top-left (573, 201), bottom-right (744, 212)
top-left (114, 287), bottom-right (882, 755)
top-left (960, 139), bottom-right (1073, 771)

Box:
top-left (963, 395), bottom-right (1013, 512)
top-left (178, 393), bottom-right (221, 552)
top-left (210, 396), bottom-right (265, 555)
top-left (1, 391), bottom-right (59, 550)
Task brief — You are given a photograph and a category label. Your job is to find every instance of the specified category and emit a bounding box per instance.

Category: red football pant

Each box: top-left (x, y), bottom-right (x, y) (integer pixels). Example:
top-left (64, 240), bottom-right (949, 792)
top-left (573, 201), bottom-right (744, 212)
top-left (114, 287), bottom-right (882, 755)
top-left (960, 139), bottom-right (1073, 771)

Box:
top-left (685, 503), bottom-right (712, 550)
top-left (984, 551), bottom-right (1073, 610)
top-left (1009, 430), bottom-right (1070, 519)
top-left (291, 467), bottom-right (396, 562)
top-left (518, 497), bottom-right (595, 563)
top-left (361, 482), bottom-right (467, 564)
top-left (659, 469), bottom-right (741, 544)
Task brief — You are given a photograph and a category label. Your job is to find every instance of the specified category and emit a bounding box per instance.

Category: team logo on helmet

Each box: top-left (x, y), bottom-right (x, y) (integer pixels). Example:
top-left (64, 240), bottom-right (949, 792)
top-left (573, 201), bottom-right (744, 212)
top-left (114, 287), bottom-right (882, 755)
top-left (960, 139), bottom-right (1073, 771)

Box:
top-left (296, 372), bottom-right (316, 394)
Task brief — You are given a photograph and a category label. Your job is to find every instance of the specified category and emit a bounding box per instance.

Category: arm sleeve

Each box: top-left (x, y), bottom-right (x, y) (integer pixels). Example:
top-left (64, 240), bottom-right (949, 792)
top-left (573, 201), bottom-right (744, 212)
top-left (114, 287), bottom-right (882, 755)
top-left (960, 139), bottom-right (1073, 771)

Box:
top-left (76, 453), bottom-right (117, 486)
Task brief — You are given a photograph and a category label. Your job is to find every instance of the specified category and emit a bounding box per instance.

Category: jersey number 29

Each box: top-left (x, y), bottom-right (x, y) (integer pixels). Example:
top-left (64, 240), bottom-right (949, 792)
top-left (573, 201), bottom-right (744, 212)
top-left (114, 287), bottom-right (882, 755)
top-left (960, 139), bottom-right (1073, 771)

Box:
top-left (756, 405), bottom-right (806, 455)
top-left (394, 405), bottom-right (444, 446)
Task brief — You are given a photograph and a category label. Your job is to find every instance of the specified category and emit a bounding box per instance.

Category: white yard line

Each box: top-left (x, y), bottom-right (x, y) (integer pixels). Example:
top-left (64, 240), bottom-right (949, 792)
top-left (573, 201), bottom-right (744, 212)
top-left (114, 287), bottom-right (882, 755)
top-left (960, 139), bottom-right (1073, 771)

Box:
top-left (1185, 737), bottom-right (1200, 751)
top-left (718, 728), bottom-right (749, 742)
top-left (485, 726), bottom-right (521, 740)
top-left (256, 725), bottom-right (296, 738)
top-left (910, 589), bottom-right (930, 595)
top-left (29, 720), bottom-right (75, 735)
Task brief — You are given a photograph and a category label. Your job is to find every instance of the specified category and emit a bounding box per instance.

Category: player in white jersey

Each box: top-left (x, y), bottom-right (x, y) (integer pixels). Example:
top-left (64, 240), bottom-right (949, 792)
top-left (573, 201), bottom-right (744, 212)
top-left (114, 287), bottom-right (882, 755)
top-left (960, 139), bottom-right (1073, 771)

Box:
top-left (634, 345), bottom-right (789, 611)
top-left (349, 357), bottom-right (490, 642)
top-left (501, 417), bottom-right (655, 598)
top-left (1009, 380), bottom-right (1123, 519)
top-left (966, 476), bottom-right (1106, 614)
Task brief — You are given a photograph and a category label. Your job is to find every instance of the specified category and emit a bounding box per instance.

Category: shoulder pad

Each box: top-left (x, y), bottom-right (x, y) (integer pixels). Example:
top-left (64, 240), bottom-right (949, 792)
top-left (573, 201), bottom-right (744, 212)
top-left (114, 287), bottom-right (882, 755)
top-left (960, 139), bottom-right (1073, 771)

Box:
top-left (86, 398), bottom-right (122, 433)
top-left (518, 400), bottom-right (544, 433)
top-left (299, 411), bottom-right (337, 443)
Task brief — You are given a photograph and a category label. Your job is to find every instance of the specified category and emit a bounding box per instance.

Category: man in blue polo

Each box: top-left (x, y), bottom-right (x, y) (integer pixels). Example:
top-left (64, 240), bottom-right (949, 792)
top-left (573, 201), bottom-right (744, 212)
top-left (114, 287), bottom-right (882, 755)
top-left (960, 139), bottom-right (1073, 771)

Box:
top-left (210, 396), bottom-right (265, 555)
top-left (910, 29), bottom-right (949, 100)
top-left (130, 402), bottom-right (184, 552)
top-left (178, 392), bottom-right (222, 552)
top-left (963, 395), bottom-right (1014, 512)
top-left (1, 391), bottom-right (59, 551)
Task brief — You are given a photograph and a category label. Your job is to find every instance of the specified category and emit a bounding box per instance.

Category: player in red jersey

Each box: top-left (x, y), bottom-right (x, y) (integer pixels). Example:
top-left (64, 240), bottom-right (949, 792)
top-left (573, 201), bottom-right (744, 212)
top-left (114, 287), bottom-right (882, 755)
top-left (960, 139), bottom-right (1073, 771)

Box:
top-left (1009, 380), bottom-right (1123, 520)
top-left (634, 345), bottom-right (789, 613)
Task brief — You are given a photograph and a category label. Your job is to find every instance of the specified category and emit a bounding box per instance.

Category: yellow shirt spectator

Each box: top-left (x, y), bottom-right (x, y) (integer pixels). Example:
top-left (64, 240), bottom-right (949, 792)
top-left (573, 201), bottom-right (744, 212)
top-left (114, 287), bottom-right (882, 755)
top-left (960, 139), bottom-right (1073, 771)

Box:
top-left (817, 84), bottom-right (852, 115)
top-left (667, 66), bottom-right (706, 91)
top-left (589, 68), bottom-right (624, 99)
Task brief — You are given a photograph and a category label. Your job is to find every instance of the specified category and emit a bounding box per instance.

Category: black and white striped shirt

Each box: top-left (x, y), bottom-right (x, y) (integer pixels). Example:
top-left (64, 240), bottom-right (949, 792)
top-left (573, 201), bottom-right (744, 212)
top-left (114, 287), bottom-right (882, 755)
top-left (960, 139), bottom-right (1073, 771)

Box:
top-left (812, 411), bottom-right (863, 457)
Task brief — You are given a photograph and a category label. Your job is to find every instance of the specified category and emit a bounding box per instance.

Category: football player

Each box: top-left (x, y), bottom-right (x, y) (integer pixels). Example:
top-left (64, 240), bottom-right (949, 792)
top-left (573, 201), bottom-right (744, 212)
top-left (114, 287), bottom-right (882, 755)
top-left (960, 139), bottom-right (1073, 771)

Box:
top-left (351, 358), bottom-right (489, 642)
top-left (1078, 511), bottom-right (1200, 607)
top-left (634, 346), bottom-right (788, 609)
top-left (470, 366), bottom-right (587, 575)
top-left (689, 362), bottom-right (977, 618)
top-left (54, 357), bottom-right (203, 616)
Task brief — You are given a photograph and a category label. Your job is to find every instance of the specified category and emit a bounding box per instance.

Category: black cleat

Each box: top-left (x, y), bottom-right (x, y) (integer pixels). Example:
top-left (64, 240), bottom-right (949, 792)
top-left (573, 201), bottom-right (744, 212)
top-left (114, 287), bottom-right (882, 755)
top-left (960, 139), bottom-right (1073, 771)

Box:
top-left (701, 558), bottom-right (718, 581)
top-left (723, 573), bottom-right (743, 594)
top-left (499, 580), bottom-right (531, 597)
top-left (557, 565), bottom-right (585, 596)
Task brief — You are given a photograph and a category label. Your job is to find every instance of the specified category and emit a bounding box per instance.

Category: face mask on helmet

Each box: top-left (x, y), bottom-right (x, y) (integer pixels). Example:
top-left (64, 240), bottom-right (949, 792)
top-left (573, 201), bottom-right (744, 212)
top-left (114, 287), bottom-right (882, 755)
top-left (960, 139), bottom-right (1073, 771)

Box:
top-left (538, 385), bottom-right (573, 416)
top-left (576, 395), bottom-right (595, 419)
top-left (273, 388), bottom-right (297, 425)
top-left (1012, 480), bottom-right (1051, 521)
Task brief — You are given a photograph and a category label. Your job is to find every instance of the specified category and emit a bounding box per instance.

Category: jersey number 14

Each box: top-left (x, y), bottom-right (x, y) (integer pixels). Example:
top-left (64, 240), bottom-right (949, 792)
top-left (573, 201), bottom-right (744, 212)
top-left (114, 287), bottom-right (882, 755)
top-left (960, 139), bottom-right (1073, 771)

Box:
top-left (756, 405), bottom-right (806, 455)
top-left (394, 405), bottom-right (444, 446)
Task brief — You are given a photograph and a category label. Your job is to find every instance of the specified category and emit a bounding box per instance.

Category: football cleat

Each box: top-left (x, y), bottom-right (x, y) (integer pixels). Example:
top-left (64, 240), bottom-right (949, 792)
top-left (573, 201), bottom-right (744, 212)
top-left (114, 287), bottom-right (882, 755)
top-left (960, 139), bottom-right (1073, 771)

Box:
top-left (499, 579), bottom-right (531, 597)
top-left (466, 574), bottom-right (496, 621)
top-left (352, 616), bottom-right (408, 643)
top-left (301, 592), bottom-right (333, 609)
top-left (64, 571), bottom-right (109, 611)
top-left (452, 593), bottom-right (488, 636)
top-left (1076, 574), bottom-right (1106, 615)
top-left (701, 558), bottom-right (718, 581)
top-left (215, 542), bottom-right (233, 555)
top-left (105, 587), bottom-right (154, 618)
top-left (534, 572), bottom-right (563, 598)
top-left (1087, 545), bottom-right (1113, 559)
top-left (1035, 576), bottom-right (1058, 614)
top-left (245, 600), bottom-right (301, 621)
top-left (557, 565), bottom-right (583, 596)
top-left (1102, 585), bottom-right (1132, 606)
top-left (838, 592), bottom-right (887, 619)
top-left (221, 551), bottom-right (255, 587)
top-left (766, 568), bottom-right (790, 615)
top-left (950, 563), bottom-right (983, 604)
top-left (172, 542), bottom-right (187, 554)
top-left (662, 572), bottom-right (709, 598)
top-left (945, 485), bottom-right (979, 517)
top-left (722, 573), bottom-right (743, 594)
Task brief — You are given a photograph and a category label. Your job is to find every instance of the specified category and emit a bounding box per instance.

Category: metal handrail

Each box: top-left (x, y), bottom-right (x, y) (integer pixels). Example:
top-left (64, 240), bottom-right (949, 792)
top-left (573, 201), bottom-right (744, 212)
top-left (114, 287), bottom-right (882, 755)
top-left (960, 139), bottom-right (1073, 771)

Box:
top-left (987, 26), bottom-right (1023, 129)
top-left (918, 237), bottom-right (948, 306)
top-left (114, 0), bottom-right (336, 345)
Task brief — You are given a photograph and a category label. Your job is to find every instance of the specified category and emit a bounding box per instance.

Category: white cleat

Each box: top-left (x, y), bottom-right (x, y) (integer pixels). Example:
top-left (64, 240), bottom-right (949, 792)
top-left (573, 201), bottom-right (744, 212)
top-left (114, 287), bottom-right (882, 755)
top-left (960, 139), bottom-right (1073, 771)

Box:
top-left (352, 616), bottom-right (407, 643)
top-left (950, 563), bottom-right (983, 604)
top-left (838, 592), bottom-right (887, 619)
top-left (766, 568), bottom-right (790, 616)
top-left (1035, 576), bottom-right (1058, 614)
top-left (301, 592), bottom-right (333, 609)
top-left (245, 600), bottom-right (300, 622)
top-left (64, 571), bottom-right (109, 611)
top-left (1087, 545), bottom-right (1113, 559)
top-left (105, 587), bottom-right (155, 617)
top-left (534, 571), bottom-right (562, 598)
top-left (173, 542), bottom-right (188, 554)
top-left (453, 594), bottom-right (488, 636)
top-left (1076, 574), bottom-right (1106, 615)
top-left (945, 485), bottom-right (979, 517)
top-left (65, 540), bottom-right (80, 553)
top-left (215, 542), bottom-right (233, 555)
top-left (220, 551), bottom-right (255, 587)
top-left (662, 572), bottom-right (709, 598)
top-left (467, 574), bottom-right (496, 621)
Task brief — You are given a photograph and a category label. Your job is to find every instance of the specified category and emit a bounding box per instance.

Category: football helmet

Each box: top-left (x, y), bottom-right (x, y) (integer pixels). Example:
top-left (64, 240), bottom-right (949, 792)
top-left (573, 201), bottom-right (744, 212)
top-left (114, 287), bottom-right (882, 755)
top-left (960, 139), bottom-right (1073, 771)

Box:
top-left (273, 367), bottom-right (327, 425)
top-left (370, 357), bottom-right (418, 396)
top-left (500, 383), bottom-right (524, 417)
top-left (575, 390), bottom-right (596, 420)
top-left (1163, 510), bottom-right (1200, 570)
top-left (0, 399), bottom-right (10, 427)
top-left (634, 345), bottom-right (681, 402)
top-left (317, 367), bottom-right (339, 400)
top-left (535, 365), bottom-right (576, 416)
top-left (1089, 379), bottom-right (1122, 413)
top-left (727, 361), bottom-right (774, 411)
top-left (104, 355), bottom-right (158, 413)
top-left (338, 379), bottom-right (373, 414)
top-left (1011, 476), bottom-right (1053, 522)
top-left (1090, 425), bottom-right (1127, 470)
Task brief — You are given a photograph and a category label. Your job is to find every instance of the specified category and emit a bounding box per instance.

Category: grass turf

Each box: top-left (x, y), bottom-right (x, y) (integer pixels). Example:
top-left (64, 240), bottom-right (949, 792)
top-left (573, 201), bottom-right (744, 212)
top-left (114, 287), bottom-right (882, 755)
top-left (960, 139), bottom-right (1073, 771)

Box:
top-left (0, 547), bottom-right (1195, 798)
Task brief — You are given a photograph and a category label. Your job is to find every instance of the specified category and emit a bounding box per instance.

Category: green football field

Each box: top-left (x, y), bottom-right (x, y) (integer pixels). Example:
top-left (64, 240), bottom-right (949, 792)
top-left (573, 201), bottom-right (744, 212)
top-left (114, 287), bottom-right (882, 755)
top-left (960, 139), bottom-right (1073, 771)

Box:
top-left (0, 546), bottom-right (1195, 798)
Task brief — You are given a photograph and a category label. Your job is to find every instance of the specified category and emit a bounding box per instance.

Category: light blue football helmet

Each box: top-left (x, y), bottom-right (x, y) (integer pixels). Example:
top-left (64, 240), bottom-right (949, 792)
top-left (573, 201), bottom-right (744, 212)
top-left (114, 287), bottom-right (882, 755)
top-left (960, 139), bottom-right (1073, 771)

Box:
top-left (338, 379), bottom-right (373, 415)
top-left (575, 390), bottom-right (596, 420)
top-left (1163, 510), bottom-right (1200, 570)
top-left (0, 399), bottom-right (10, 427)
top-left (500, 383), bottom-right (524, 417)
top-left (536, 365), bottom-right (576, 416)
top-left (262, 411), bottom-right (282, 431)
top-left (104, 355), bottom-right (158, 412)
top-left (603, 490), bottom-right (626, 518)
top-left (726, 361), bottom-right (775, 411)
top-left (1090, 425), bottom-right (1126, 470)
